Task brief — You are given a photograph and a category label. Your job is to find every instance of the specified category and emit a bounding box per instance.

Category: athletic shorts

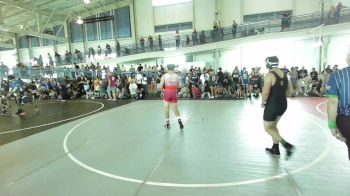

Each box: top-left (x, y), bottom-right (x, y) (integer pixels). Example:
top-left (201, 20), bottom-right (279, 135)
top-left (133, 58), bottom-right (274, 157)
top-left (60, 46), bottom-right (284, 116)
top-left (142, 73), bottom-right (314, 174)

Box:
top-left (263, 103), bottom-right (287, 121)
top-left (164, 89), bottom-right (178, 103)
top-left (107, 86), bottom-right (117, 93)
top-left (337, 114), bottom-right (350, 159)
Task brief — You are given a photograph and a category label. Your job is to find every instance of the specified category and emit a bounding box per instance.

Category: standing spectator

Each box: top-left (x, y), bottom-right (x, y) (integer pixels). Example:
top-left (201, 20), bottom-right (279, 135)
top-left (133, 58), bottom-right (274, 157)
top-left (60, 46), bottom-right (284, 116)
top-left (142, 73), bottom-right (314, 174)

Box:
top-left (124, 47), bottom-right (129, 55)
top-left (116, 42), bottom-right (121, 57)
top-left (216, 68), bottom-right (224, 86)
top-left (106, 71), bottom-right (117, 100)
top-left (91, 47), bottom-right (95, 58)
top-left (148, 35), bottom-right (154, 51)
top-left (37, 55), bottom-right (43, 67)
top-left (232, 20), bottom-right (238, 38)
top-left (192, 29), bottom-right (198, 45)
top-left (97, 45), bottom-right (102, 57)
top-left (186, 35), bottom-right (190, 46)
top-left (48, 53), bottom-right (54, 66)
top-left (158, 35), bottom-right (163, 51)
top-left (175, 30), bottom-right (180, 48)
top-left (140, 37), bottom-right (145, 52)
top-left (328, 6), bottom-right (336, 24)
top-left (332, 64), bottom-right (339, 72)
top-left (335, 2), bottom-right (345, 23)
top-left (54, 52), bottom-right (61, 66)
top-left (281, 14), bottom-right (289, 31)
top-left (199, 30), bottom-right (206, 44)
top-left (326, 46), bottom-right (350, 160)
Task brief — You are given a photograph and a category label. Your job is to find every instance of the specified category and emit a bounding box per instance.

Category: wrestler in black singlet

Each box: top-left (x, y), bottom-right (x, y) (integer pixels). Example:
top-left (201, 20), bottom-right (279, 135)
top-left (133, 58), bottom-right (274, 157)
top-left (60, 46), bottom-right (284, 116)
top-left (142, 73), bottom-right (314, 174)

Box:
top-left (263, 71), bottom-right (288, 121)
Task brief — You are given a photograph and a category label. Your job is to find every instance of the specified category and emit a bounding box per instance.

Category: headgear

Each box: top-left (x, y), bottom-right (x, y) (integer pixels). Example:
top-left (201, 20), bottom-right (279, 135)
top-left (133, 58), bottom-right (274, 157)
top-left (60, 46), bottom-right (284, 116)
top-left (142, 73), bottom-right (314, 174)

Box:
top-left (265, 56), bottom-right (279, 69)
top-left (167, 64), bottom-right (176, 71)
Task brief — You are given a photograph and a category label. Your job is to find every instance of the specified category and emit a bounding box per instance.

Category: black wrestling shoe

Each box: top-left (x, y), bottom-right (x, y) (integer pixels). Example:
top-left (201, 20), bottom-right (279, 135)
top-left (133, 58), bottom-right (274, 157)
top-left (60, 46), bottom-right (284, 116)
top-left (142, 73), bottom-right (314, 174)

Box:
top-left (265, 147), bottom-right (280, 156)
top-left (285, 145), bottom-right (295, 160)
top-left (178, 119), bottom-right (184, 129)
top-left (164, 122), bottom-right (171, 128)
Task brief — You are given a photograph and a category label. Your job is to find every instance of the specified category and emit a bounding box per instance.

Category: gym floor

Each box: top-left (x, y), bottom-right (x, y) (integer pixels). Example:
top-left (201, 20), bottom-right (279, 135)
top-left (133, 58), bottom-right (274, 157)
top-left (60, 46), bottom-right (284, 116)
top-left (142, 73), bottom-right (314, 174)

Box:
top-left (0, 97), bottom-right (349, 196)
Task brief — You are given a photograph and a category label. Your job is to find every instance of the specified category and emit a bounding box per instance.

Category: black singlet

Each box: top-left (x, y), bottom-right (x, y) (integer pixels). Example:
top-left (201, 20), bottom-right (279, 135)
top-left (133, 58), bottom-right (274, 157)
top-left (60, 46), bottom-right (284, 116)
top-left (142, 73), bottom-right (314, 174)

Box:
top-left (263, 71), bottom-right (288, 121)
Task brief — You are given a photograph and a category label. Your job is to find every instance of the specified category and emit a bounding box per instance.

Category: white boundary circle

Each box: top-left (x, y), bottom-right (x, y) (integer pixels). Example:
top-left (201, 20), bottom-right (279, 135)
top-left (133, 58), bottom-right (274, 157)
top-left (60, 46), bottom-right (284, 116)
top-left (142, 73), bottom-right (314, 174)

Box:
top-left (63, 101), bottom-right (331, 188)
top-left (0, 101), bottom-right (104, 135)
top-left (316, 101), bottom-right (327, 116)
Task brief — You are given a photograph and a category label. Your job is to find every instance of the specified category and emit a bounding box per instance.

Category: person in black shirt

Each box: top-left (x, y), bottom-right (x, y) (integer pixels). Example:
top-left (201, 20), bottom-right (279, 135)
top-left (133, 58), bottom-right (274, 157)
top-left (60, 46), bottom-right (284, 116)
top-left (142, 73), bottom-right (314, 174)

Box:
top-left (217, 68), bottom-right (224, 86)
top-left (298, 66), bottom-right (308, 79)
top-left (261, 56), bottom-right (295, 160)
top-left (310, 67), bottom-right (318, 82)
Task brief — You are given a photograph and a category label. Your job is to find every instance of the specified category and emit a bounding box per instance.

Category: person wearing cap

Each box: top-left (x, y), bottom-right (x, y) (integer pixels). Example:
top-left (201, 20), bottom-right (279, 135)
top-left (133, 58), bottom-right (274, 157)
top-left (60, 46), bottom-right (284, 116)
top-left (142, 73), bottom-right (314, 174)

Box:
top-left (159, 64), bottom-right (184, 129)
top-left (327, 46), bottom-right (350, 160)
top-left (261, 56), bottom-right (295, 159)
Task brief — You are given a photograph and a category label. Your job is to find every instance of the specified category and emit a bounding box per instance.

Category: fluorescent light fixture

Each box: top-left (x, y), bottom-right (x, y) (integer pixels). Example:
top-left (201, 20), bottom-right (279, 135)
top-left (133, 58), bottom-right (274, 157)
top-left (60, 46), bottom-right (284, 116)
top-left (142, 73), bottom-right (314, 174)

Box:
top-left (83, 0), bottom-right (91, 4)
top-left (0, 28), bottom-right (9, 31)
top-left (152, 0), bottom-right (191, 7)
top-left (76, 17), bottom-right (84, 24)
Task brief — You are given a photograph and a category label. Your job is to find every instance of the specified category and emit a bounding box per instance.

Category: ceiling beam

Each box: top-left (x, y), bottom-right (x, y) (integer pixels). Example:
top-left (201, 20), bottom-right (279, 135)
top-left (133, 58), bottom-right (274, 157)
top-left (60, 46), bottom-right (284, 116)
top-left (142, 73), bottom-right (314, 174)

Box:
top-left (0, 0), bottom-right (66, 22)
top-left (0, 25), bottom-right (67, 42)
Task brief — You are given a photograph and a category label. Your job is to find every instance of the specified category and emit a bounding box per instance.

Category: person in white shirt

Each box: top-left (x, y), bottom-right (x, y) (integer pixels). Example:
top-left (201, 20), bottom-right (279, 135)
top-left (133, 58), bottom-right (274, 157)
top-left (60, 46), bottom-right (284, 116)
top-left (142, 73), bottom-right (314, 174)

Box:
top-left (129, 79), bottom-right (138, 98)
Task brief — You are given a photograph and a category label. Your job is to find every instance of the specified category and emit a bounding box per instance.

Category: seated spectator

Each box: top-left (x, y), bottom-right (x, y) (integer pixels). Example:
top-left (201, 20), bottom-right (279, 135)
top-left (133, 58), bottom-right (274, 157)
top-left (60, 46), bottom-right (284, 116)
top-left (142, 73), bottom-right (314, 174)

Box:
top-left (191, 84), bottom-right (201, 98)
top-left (307, 84), bottom-right (322, 97)
top-left (136, 87), bottom-right (145, 100)
top-left (129, 79), bottom-right (138, 98)
top-left (178, 85), bottom-right (190, 98)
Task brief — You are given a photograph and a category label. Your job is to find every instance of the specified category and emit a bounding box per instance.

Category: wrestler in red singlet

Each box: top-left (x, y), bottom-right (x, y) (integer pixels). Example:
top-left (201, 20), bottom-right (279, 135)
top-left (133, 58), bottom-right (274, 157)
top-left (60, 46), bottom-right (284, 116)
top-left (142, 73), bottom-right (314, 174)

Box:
top-left (160, 64), bottom-right (184, 129)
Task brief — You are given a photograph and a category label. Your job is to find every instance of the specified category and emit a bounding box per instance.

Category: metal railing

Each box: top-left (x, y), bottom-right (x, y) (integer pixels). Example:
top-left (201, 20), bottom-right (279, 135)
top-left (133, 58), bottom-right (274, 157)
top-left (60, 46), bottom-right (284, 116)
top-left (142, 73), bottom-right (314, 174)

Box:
top-left (2, 7), bottom-right (350, 79)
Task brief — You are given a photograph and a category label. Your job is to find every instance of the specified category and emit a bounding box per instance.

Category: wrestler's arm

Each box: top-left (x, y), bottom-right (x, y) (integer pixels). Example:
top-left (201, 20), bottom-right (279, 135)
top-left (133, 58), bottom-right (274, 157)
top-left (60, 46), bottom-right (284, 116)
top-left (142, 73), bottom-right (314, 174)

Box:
top-left (261, 73), bottom-right (272, 106)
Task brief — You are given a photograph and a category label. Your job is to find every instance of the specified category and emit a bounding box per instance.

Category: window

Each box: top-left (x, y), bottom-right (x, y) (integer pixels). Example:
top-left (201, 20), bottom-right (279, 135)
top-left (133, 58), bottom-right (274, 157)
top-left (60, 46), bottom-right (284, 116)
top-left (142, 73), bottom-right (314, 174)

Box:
top-left (53, 25), bottom-right (65, 45)
top-left (155, 22), bottom-right (192, 33)
top-left (85, 16), bottom-right (98, 41)
top-left (152, 0), bottom-right (191, 7)
top-left (19, 36), bottom-right (29, 49)
top-left (42, 29), bottom-right (53, 46)
top-left (70, 22), bottom-right (84, 43)
top-left (114, 6), bottom-right (131, 38)
top-left (0, 47), bottom-right (11, 51)
top-left (30, 37), bottom-right (40, 47)
top-left (99, 12), bottom-right (113, 40)
top-left (244, 11), bottom-right (292, 23)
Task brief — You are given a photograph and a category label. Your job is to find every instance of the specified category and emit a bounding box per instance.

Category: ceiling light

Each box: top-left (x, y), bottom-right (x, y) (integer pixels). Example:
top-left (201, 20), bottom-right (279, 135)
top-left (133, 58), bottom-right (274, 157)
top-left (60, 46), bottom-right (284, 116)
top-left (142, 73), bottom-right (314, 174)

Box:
top-left (83, 0), bottom-right (91, 4)
top-left (76, 17), bottom-right (84, 24)
top-left (20, 25), bottom-right (24, 29)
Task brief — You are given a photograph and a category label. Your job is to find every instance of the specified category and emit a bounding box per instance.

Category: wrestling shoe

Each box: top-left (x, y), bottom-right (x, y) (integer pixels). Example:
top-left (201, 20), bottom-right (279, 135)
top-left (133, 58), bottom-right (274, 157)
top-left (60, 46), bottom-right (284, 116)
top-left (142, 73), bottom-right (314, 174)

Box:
top-left (265, 147), bottom-right (280, 156)
top-left (164, 121), bottom-right (171, 128)
top-left (178, 119), bottom-right (184, 129)
top-left (285, 144), bottom-right (295, 160)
